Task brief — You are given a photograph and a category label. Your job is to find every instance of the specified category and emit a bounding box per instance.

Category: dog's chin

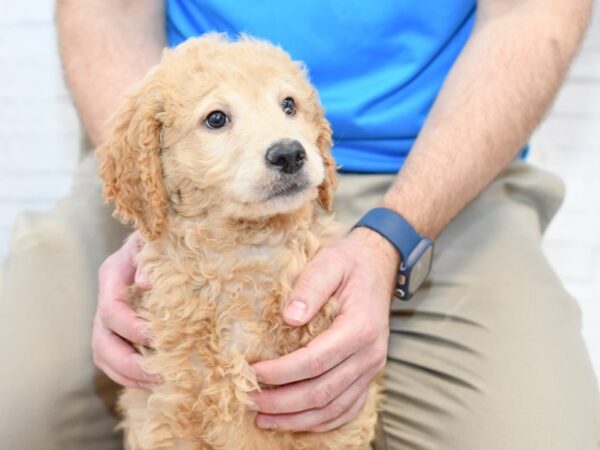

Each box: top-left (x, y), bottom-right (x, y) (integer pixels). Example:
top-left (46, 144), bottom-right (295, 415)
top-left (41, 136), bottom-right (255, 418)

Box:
top-left (234, 185), bottom-right (317, 220)
top-left (264, 185), bottom-right (317, 214)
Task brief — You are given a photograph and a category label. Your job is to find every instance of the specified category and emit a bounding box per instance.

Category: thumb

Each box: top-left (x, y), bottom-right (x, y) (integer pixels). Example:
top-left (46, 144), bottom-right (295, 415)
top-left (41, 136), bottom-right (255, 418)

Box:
top-left (284, 248), bottom-right (345, 326)
top-left (124, 233), bottom-right (151, 290)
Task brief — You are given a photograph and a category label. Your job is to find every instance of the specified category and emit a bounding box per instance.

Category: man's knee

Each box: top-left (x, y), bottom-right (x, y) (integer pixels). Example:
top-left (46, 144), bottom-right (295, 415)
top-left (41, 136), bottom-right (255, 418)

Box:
top-left (0, 364), bottom-right (122, 450)
top-left (0, 213), bottom-right (122, 449)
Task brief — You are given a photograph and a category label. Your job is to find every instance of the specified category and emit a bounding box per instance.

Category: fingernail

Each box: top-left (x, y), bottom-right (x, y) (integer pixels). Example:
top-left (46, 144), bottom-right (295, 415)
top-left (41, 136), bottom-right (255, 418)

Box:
top-left (139, 368), bottom-right (157, 383)
top-left (285, 300), bottom-right (307, 323)
top-left (142, 325), bottom-right (154, 344)
top-left (134, 355), bottom-right (160, 384)
top-left (251, 366), bottom-right (264, 383)
top-left (142, 372), bottom-right (161, 384)
top-left (135, 269), bottom-right (151, 289)
top-left (257, 416), bottom-right (276, 429)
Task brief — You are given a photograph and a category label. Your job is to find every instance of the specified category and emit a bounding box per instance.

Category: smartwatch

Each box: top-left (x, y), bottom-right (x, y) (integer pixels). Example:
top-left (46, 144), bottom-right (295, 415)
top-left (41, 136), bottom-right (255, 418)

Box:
top-left (353, 207), bottom-right (434, 300)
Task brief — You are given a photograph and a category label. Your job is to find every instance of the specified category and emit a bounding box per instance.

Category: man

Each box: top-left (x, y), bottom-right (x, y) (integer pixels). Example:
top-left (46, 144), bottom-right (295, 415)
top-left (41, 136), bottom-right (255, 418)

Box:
top-left (1, 0), bottom-right (598, 449)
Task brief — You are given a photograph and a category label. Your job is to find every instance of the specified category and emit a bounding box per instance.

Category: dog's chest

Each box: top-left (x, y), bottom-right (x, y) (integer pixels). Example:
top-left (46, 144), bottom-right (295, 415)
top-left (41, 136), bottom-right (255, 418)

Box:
top-left (141, 236), bottom-right (313, 363)
top-left (213, 244), bottom-right (307, 360)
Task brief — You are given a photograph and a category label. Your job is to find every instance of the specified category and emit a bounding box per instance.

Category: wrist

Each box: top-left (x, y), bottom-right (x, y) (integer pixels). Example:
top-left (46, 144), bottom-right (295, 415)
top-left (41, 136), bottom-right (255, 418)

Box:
top-left (379, 195), bottom-right (434, 240)
top-left (353, 207), bottom-right (434, 300)
top-left (347, 227), bottom-right (400, 277)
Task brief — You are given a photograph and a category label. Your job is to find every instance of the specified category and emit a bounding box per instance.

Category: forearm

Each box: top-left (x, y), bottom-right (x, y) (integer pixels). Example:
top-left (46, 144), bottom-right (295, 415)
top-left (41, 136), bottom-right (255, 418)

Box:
top-left (381, 0), bottom-right (592, 239)
top-left (56, 0), bottom-right (166, 146)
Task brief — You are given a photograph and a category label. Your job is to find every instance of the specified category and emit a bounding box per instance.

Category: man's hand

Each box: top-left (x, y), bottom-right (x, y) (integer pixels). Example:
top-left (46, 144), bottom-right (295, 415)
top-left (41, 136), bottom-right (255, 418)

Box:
top-left (250, 227), bottom-right (398, 432)
top-left (92, 233), bottom-right (159, 389)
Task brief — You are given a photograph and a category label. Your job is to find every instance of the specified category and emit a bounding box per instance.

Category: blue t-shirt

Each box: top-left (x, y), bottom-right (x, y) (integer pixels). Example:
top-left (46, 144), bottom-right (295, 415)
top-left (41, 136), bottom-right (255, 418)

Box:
top-left (166, 1), bottom-right (477, 173)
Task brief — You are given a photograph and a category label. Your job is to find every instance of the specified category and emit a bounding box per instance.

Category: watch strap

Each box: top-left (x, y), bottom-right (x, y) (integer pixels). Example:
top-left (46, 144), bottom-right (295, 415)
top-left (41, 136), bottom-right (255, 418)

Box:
top-left (353, 207), bottom-right (421, 266)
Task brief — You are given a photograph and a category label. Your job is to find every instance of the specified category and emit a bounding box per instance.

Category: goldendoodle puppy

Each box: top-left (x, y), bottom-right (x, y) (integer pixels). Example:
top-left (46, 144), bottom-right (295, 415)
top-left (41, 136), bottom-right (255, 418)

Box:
top-left (97, 34), bottom-right (379, 450)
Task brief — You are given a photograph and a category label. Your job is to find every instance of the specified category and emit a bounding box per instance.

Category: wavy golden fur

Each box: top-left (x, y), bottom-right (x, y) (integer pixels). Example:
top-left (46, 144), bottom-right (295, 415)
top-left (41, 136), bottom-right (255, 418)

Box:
top-left (97, 34), bottom-right (379, 450)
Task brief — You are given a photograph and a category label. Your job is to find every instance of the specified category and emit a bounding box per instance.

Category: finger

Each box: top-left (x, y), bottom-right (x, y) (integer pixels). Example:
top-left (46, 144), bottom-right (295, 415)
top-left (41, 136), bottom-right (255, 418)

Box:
top-left (98, 297), bottom-right (151, 346)
top-left (98, 232), bottom-right (145, 293)
top-left (252, 348), bottom-right (367, 414)
top-left (123, 233), bottom-right (151, 289)
top-left (124, 231), bottom-right (144, 264)
top-left (97, 360), bottom-right (150, 390)
top-left (99, 242), bottom-right (138, 291)
top-left (284, 248), bottom-right (345, 326)
top-left (255, 369), bottom-right (374, 431)
top-left (93, 322), bottom-right (159, 385)
top-left (253, 312), bottom-right (373, 385)
top-left (308, 390), bottom-right (370, 433)
top-left (134, 266), bottom-right (151, 290)
top-left (98, 245), bottom-right (151, 346)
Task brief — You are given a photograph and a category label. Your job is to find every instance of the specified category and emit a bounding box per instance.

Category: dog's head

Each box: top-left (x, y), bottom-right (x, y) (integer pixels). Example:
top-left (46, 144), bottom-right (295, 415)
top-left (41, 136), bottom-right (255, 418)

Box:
top-left (97, 34), bottom-right (336, 241)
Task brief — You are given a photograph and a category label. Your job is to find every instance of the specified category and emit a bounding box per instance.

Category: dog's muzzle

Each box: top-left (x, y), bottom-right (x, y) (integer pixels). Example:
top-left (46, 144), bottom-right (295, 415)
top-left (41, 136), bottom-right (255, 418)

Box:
top-left (265, 139), bottom-right (306, 175)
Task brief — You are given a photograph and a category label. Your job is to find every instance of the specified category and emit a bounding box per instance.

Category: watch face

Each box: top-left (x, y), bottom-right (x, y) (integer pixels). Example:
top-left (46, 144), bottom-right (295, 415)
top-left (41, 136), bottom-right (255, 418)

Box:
top-left (407, 243), bottom-right (433, 295)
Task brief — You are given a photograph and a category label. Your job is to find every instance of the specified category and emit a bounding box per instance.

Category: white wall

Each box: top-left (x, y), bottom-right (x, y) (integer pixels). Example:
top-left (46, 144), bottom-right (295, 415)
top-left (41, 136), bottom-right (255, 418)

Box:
top-left (528, 7), bottom-right (600, 378)
top-left (1, 2), bottom-right (599, 377)
top-left (0, 1), bottom-right (80, 253)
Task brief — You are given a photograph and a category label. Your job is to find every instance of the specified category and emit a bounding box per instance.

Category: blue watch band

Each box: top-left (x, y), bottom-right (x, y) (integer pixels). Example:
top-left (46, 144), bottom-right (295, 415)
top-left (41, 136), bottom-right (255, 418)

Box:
top-left (353, 207), bottom-right (421, 264)
top-left (353, 207), bottom-right (433, 300)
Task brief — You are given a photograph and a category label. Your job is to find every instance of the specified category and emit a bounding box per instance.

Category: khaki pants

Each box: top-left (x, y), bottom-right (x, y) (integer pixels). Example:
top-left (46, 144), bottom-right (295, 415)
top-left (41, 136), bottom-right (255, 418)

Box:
top-left (1, 154), bottom-right (599, 449)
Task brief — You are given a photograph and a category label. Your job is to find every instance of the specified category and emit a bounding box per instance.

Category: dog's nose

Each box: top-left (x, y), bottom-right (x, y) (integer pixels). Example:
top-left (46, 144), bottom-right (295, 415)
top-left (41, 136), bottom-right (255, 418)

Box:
top-left (265, 140), bottom-right (306, 175)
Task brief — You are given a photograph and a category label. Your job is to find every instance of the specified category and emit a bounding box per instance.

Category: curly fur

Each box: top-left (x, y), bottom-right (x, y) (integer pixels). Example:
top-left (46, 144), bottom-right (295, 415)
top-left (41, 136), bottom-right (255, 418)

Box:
top-left (97, 34), bottom-right (379, 450)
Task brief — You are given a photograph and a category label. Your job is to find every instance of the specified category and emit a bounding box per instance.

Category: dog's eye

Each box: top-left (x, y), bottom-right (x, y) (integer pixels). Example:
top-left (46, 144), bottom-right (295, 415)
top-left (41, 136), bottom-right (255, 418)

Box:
top-left (205, 111), bottom-right (229, 129)
top-left (281, 97), bottom-right (296, 116)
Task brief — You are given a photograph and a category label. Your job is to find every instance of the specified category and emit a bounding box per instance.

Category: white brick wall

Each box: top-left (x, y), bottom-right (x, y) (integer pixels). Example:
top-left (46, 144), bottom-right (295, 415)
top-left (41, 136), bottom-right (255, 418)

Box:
top-left (1, 1), bottom-right (599, 378)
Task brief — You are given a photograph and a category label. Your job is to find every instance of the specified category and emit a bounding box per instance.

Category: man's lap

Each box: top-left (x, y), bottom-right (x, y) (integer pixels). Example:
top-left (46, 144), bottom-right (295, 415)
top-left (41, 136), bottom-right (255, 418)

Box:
top-left (0, 154), bottom-right (126, 449)
top-left (335, 163), bottom-right (600, 449)
top-left (1, 156), bottom-right (599, 449)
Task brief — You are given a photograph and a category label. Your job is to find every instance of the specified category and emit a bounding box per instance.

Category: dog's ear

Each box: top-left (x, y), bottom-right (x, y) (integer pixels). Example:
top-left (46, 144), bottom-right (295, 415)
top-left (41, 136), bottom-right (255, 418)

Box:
top-left (97, 77), bottom-right (167, 241)
top-left (315, 108), bottom-right (337, 212)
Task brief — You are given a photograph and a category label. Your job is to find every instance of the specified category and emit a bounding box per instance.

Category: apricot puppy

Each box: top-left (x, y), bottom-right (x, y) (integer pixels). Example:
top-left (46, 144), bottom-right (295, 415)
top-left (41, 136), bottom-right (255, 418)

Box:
top-left (98, 34), bottom-right (379, 450)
